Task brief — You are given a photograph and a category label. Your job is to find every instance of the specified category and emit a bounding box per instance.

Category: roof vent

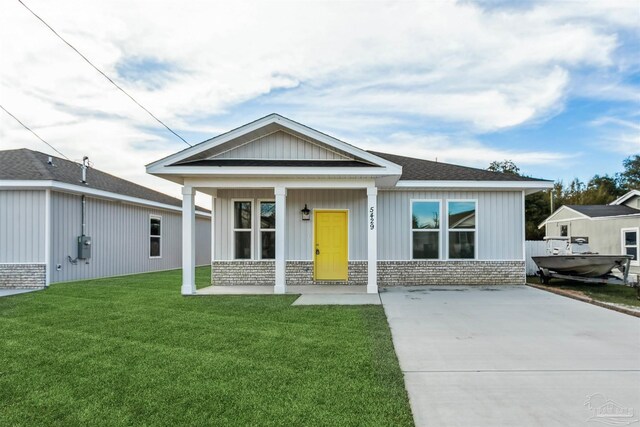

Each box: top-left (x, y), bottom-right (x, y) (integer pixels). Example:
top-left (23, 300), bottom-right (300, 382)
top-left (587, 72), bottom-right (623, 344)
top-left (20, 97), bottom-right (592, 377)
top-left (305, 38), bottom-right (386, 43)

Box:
top-left (47, 156), bottom-right (54, 166)
top-left (81, 156), bottom-right (89, 184)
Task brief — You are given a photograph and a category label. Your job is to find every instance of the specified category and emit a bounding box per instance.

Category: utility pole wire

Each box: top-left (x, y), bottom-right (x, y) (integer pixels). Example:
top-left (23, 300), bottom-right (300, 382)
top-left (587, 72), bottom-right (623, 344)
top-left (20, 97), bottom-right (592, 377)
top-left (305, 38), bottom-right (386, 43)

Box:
top-left (17, 0), bottom-right (192, 147)
top-left (0, 104), bottom-right (72, 160)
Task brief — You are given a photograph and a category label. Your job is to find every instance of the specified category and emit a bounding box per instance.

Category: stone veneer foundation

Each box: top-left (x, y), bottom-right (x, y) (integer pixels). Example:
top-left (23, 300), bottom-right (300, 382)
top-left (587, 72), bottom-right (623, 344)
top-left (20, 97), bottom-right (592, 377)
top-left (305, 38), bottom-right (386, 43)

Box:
top-left (0, 264), bottom-right (46, 288)
top-left (377, 261), bottom-right (525, 285)
top-left (211, 260), bottom-right (525, 286)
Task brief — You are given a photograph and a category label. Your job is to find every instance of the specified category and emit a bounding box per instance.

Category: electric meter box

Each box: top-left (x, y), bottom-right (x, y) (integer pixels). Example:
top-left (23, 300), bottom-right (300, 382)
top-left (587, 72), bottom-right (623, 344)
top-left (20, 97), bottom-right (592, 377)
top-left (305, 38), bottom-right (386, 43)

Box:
top-left (78, 235), bottom-right (92, 259)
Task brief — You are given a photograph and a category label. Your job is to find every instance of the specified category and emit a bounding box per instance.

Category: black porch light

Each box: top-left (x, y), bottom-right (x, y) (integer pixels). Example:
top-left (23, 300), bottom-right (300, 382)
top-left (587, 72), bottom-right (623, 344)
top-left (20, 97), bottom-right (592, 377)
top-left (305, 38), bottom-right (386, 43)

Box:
top-left (301, 204), bottom-right (311, 221)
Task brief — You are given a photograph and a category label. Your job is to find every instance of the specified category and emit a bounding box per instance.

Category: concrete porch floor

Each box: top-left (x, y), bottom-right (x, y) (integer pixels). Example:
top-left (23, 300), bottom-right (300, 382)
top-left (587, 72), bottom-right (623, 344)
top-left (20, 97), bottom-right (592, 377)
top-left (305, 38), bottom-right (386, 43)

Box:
top-left (194, 285), bottom-right (380, 305)
top-left (195, 285), bottom-right (369, 295)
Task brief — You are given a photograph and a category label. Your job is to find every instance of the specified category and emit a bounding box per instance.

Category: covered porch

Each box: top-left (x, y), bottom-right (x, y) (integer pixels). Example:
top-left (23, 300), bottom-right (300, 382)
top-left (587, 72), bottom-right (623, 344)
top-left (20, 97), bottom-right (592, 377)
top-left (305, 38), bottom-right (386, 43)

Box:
top-left (181, 178), bottom-right (381, 295)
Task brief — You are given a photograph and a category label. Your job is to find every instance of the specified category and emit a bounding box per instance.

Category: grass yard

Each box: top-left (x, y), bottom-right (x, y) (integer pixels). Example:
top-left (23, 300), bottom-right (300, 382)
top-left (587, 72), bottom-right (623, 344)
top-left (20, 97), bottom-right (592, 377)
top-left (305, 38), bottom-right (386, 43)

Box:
top-left (0, 267), bottom-right (413, 427)
top-left (527, 276), bottom-right (640, 308)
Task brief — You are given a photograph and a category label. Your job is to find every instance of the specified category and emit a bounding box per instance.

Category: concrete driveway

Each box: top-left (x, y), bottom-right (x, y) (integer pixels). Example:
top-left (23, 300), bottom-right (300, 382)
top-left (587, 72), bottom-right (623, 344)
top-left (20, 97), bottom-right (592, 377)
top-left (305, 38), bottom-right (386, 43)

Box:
top-left (381, 285), bottom-right (640, 427)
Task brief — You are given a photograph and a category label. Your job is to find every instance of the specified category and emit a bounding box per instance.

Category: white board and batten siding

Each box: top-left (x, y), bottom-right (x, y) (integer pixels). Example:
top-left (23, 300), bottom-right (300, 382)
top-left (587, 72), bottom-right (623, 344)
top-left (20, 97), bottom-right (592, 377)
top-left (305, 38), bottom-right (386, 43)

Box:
top-left (50, 191), bottom-right (211, 283)
top-left (212, 130), bottom-right (351, 160)
top-left (214, 189), bottom-right (368, 260)
top-left (213, 189), bottom-right (525, 262)
top-left (378, 190), bottom-right (524, 261)
top-left (0, 190), bottom-right (47, 263)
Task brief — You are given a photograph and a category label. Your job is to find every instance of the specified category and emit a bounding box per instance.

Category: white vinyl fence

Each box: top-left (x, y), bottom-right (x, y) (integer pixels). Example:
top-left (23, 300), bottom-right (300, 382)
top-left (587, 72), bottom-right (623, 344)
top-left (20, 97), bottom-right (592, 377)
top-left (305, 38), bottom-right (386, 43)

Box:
top-left (525, 240), bottom-right (547, 276)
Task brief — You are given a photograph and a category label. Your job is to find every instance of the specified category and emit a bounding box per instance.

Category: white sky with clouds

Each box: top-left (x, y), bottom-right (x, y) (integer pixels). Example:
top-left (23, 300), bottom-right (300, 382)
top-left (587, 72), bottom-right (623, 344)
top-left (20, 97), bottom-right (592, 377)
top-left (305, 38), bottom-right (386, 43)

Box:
top-left (1, 0), bottom-right (638, 208)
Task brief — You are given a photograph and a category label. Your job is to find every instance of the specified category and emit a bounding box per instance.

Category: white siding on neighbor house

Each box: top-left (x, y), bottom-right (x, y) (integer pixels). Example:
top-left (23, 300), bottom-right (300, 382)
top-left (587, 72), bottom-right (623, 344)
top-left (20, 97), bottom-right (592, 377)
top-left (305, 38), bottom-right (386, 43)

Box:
top-left (213, 189), bottom-right (524, 262)
top-left (212, 130), bottom-right (352, 160)
top-left (545, 207), bottom-right (586, 223)
top-left (0, 190), bottom-right (46, 263)
top-left (50, 191), bottom-right (210, 283)
top-left (624, 196), bottom-right (640, 210)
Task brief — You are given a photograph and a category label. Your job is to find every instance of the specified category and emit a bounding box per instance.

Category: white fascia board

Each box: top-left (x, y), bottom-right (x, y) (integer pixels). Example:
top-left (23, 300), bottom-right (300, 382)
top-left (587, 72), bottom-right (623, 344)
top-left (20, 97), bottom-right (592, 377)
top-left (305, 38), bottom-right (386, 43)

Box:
top-left (184, 177), bottom-right (376, 189)
top-left (145, 114), bottom-right (403, 174)
top-left (591, 213), bottom-right (640, 220)
top-left (395, 180), bottom-right (554, 190)
top-left (150, 165), bottom-right (399, 177)
top-left (610, 190), bottom-right (640, 205)
top-left (0, 180), bottom-right (211, 218)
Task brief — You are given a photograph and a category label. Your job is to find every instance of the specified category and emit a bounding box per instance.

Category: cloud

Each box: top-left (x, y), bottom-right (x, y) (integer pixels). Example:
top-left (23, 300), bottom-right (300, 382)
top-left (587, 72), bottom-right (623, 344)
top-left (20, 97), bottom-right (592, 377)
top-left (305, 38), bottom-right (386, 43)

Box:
top-left (0, 0), bottom-right (636, 206)
top-left (589, 116), bottom-right (640, 155)
top-left (360, 132), bottom-right (572, 171)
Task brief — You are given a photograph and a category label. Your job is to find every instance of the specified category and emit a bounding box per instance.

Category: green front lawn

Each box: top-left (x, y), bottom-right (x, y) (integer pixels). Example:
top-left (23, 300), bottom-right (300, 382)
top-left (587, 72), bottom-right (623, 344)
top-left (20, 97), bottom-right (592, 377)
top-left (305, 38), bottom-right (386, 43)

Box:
top-left (0, 267), bottom-right (413, 426)
top-left (527, 276), bottom-right (640, 308)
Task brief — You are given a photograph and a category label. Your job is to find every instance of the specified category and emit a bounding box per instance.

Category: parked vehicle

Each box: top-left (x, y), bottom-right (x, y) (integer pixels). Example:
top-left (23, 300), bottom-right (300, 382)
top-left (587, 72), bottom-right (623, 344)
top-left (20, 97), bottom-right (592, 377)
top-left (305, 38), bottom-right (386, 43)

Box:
top-left (533, 237), bottom-right (634, 286)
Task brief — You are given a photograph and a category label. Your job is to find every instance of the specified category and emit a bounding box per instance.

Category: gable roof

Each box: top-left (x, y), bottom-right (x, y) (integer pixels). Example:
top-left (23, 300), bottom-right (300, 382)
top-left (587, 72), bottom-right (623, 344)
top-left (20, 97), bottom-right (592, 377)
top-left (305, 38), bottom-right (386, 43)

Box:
top-left (610, 190), bottom-right (640, 206)
top-left (565, 204), bottom-right (639, 218)
top-left (368, 151), bottom-right (547, 182)
top-left (148, 113), bottom-right (399, 172)
top-left (147, 113), bottom-right (552, 192)
top-left (538, 203), bottom-right (640, 228)
top-left (0, 149), bottom-right (209, 212)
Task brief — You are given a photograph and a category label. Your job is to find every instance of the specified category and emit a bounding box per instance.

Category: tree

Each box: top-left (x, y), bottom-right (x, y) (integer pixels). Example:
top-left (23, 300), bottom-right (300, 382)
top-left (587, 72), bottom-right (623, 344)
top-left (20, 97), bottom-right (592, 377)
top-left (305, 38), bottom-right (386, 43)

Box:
top-left (620, 155), bottom-right (640, 190)
top-left (488, 160), bottom-right (520, 175)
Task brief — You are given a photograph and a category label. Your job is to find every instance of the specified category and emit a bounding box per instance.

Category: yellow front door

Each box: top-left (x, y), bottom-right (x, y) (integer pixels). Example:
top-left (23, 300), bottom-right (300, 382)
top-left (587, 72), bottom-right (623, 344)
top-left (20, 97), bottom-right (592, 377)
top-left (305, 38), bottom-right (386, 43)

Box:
top-left (314, 210), bottom-right (348, 281)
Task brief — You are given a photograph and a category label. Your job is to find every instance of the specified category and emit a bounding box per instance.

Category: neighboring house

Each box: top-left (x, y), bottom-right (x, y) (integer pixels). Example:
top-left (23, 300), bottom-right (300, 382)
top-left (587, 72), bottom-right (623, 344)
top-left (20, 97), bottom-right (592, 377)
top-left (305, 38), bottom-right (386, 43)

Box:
top-left (0, 149), bottom-right (211, 289)
top-left (147, 114), bottom-right (552, 295)
top-left (539, 189), bottom-right (640, 275)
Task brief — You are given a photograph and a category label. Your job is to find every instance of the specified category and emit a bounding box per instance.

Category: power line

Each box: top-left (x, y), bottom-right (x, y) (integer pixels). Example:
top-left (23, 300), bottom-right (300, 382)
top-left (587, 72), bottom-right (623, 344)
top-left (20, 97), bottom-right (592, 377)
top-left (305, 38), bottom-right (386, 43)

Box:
top-left (0, 104), bottom-right (72, 160)
top-left (17, 0), bottom-right (192, 147)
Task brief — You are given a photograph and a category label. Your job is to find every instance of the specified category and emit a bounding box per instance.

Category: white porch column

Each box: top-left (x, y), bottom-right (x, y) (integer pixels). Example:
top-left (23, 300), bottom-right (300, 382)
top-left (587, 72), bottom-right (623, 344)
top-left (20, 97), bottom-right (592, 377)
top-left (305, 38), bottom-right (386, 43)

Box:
top-left (274, 187), bottom-right (287, 294)
top-left (181, 186), bottom-right (196, 295)
top-left (210, 190), bottom-right (217, 264)
top-left (367, 187), bottom-right (378, 294)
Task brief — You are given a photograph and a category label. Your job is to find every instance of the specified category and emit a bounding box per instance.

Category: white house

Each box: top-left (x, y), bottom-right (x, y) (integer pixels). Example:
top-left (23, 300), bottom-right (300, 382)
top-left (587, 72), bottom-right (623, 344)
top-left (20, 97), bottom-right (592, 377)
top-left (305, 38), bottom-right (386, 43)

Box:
top-left (0, 149), bottom-right (211, 288)
top-left (147, 114), bottom-right (553, 295)
top-left (539, 189), bottom-right (640, 276)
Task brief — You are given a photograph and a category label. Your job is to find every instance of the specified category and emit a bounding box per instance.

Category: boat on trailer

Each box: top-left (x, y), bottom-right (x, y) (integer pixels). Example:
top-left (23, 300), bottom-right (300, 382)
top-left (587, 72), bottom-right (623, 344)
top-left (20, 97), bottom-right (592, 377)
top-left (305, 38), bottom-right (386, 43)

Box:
top-left (532, 237), bottom-right (634, 286)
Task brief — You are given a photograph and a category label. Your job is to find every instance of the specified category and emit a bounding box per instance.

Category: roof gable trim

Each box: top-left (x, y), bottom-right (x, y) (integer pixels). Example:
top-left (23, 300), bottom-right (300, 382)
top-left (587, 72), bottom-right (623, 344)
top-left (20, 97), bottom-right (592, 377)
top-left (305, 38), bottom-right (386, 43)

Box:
top-left (147, 114), bottom-right (402, 174)
top-left (537, 205), bottom-right (589, 228)
top-left (610, 190), bottom-right (640, 206)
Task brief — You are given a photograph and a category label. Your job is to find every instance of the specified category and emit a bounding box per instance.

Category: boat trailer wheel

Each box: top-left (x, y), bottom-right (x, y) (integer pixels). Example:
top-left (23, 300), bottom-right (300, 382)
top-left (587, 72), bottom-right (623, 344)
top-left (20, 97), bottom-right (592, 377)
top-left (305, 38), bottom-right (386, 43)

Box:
top-left (538, 270), bottom-right (549, 285)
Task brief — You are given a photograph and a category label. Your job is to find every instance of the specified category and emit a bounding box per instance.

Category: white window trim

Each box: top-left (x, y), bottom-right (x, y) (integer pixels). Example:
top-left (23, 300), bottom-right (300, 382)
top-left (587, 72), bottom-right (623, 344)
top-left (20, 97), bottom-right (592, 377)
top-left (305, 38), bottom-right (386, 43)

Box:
top-left (231, 199), bottom-right (254, 260)
top-left (446, 199), bottom-right (478, 260)
top-left (149, 214), bottom-right (162, 259)
top-left (257, 199), bottom-right (276, 260)
top-left (621, 227), bottom-right (639, 266)
top-left (409, 199), bottom-right (442, 260)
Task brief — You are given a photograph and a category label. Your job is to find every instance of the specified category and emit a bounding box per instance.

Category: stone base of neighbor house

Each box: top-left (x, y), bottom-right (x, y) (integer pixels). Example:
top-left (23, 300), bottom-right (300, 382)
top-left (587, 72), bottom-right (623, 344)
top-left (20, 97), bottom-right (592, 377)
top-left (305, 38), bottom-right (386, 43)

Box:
top-left (211, 260), bottom-right (525, 286)
top-left (0, 264), bottom-right (46, 289)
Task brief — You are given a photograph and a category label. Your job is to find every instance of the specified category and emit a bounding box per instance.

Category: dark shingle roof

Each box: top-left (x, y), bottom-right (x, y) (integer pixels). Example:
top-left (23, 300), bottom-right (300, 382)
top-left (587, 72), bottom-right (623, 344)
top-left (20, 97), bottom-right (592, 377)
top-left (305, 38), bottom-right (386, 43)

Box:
top-left (567, 204), bottom-right (639, 218)
top-left (368, 151), bottom-right (549, 182)
top-left (0, 149), bottom-right (208, 212)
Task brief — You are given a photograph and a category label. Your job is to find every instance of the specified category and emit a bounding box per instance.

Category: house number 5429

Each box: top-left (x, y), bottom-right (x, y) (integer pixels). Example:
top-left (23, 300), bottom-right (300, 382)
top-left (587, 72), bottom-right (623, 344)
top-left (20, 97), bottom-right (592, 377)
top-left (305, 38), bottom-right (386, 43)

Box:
top-left (369, 207), bottom-right (375, 230)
